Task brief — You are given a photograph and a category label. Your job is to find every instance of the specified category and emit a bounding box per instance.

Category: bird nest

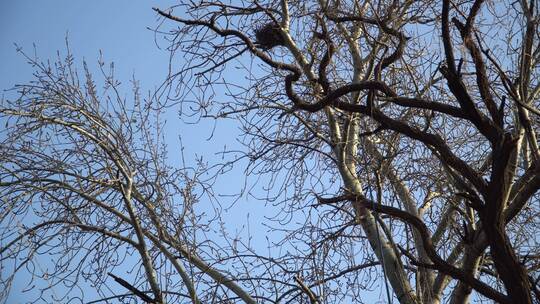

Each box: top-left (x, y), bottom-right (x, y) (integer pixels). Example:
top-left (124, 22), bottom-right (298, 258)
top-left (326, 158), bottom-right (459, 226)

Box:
top-left (254, 23), bottom-right (285, 50)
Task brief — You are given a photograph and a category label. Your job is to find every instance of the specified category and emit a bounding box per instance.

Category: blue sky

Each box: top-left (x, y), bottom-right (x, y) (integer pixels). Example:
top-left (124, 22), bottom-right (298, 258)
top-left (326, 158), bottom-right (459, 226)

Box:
top-left (1, 1), bottom-right (172, 88)
top-left (0, 2), bottom-right (391, 303)
top-left (1, 2), bottom-right (251, 199)
top-left (0, 2), bottom-right (165, 302)
top-left (0, 1), bottom-right (265, 302)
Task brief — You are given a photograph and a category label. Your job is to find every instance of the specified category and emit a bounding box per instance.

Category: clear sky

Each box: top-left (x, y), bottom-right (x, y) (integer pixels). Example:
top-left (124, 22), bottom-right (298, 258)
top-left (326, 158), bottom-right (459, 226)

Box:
top-left (1, 2), bottom-right (162, 302)
top-left (0, 1), bottom-right (266, 303)
top-left (1, 1), bottom-right (176, 88)
top-left (1, 2), bottom-right (388, 303)
top-left (1, 2), bottom-right (250, 206)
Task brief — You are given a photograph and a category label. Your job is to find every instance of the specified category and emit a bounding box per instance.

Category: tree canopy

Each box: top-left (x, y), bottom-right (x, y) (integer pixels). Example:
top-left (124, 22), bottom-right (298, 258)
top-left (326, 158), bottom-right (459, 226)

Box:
top-left (2, 0), bottom-right (540, 303)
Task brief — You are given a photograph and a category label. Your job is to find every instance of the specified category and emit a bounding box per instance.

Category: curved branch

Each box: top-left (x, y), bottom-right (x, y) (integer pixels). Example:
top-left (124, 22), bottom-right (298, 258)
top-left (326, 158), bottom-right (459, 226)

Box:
top-left (289, 93), bottom-right (487, 192)
top-left (319, 193), bottom-right (511, 304)
top-left (153, 8), bottom-right (300, 75)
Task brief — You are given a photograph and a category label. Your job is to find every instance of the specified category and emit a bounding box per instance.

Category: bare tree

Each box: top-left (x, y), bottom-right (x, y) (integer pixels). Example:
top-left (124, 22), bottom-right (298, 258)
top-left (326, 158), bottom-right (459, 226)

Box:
top-left (3, 0), bottom-right (540, 303)
top-left (0, 50), bottom-right (263, 303)
top-left (148, 0), bottom-right (540, 303)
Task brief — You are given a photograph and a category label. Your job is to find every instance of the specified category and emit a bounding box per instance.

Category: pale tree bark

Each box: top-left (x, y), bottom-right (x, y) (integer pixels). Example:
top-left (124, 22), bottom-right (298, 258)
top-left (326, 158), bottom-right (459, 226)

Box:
top-left (5, 0), bottom-right (540, 303)
top-left (0, 53), bottom-right (260, 303)
top-left (280, 0), bottom-right (419, 301)
top-left (150, 0), bottom-right (540, 302)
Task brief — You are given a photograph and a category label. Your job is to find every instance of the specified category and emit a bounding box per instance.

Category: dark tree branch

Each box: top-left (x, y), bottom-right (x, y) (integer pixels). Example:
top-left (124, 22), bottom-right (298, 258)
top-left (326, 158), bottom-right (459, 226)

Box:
top-left (318, 193), bottom-right (511, 304)
top-left (108, 272), bottom-right (156, 303)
